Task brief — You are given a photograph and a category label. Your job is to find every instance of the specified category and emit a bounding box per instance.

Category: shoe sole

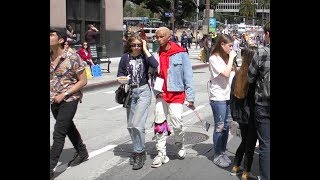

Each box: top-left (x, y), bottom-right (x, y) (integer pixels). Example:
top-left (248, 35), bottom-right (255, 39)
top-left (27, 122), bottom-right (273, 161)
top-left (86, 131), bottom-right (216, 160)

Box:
top-left (151, 157), bottom-right (169, 168)
top-left (230, 171), bottom-right (242, 176)
top-left (68, 155), bottom-right (89, 167)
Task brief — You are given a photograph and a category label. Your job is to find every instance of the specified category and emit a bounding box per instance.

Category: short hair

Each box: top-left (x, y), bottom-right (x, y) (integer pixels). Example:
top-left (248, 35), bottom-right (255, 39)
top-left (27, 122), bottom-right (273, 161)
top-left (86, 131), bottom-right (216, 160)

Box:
top-left (50, 26), bottom-right (67, 43)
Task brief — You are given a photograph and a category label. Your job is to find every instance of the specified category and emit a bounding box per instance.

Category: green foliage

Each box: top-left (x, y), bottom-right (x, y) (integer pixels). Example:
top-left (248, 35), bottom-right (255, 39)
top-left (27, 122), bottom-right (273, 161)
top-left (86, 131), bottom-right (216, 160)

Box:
top-left (239, 0), bottom-right (256, 24)
top-left (123, 1), bottom-right (152, 17)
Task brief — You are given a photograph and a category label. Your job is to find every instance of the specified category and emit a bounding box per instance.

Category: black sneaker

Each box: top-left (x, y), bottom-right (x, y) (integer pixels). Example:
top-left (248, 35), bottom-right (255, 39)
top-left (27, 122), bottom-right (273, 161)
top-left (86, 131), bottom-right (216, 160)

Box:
top-left (68, 149), bottom-right (89, 167)
top-left (129, 153), bottom-right (136, 165)
top-left (132, 151), bottom-right (146, 170)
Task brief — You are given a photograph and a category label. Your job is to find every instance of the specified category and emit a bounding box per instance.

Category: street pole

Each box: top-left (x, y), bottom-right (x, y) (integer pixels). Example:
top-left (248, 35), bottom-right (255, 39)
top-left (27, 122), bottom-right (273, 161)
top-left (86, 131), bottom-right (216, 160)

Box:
top-left (195, 0), bottom-right (199, 40)
top-left (170, 0), bottom-right (174, 30)
top-left (203, 0), bottom-right (210, 35)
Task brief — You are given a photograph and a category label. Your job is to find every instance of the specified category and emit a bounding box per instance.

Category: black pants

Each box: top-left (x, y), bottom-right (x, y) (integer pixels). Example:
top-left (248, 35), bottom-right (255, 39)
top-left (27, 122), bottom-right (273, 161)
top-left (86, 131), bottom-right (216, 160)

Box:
top-left (233, 117), bottom-right (258, 172)
top-left (50, 100), bottom-right (85, 170)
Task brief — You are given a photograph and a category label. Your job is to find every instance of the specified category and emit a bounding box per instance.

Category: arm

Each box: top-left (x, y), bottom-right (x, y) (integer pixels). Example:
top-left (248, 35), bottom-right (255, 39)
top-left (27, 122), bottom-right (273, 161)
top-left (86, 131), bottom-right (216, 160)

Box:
top-left (117, 54), bottom-right (128, 77)
top-left (220, 50), bottom-right (237, 77)
top-left (181, 52), bottom-right (195, 104)
top-left (248, 50), bottom-right (261, 83)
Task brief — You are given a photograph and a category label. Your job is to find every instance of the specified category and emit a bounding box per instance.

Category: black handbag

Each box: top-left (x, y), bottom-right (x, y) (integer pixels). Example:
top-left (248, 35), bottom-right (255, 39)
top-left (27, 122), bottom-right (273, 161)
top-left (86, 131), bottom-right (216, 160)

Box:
top-left (115, 84), bottom-right (132, 108)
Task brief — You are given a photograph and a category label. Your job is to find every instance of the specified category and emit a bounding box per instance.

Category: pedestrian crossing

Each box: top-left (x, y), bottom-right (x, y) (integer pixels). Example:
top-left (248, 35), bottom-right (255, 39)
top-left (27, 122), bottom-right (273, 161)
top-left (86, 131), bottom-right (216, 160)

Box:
top-left (187, 46), bottom-right (202, 61)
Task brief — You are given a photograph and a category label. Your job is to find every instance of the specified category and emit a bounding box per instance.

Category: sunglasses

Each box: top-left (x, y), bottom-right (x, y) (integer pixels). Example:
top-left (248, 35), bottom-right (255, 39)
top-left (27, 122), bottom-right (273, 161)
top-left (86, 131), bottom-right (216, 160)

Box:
top-left (130, 44), bottom-right (142, 48)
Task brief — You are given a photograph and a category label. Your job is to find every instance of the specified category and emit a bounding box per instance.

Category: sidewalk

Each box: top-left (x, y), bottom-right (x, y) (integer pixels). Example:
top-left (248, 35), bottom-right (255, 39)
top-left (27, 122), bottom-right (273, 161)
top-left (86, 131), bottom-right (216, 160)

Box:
top-left (83, 47), bottom-right (209, 92)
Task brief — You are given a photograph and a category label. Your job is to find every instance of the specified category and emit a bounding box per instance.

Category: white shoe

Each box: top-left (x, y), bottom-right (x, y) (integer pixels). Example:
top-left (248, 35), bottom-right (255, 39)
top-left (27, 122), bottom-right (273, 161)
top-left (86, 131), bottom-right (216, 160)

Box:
top-left (175, 142), bottom-right (186, 159)
top-left (151, 152), bottom-right (170, 168)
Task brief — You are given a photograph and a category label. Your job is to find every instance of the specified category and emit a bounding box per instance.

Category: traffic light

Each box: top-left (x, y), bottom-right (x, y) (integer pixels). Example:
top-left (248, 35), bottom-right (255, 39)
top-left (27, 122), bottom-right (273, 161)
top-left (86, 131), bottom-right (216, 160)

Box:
top-left (175, 0), bottom-right (183, 16)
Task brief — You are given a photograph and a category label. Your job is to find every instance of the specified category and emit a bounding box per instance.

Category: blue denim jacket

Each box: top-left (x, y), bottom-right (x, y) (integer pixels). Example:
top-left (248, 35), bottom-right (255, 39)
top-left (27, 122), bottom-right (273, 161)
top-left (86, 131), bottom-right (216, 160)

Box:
top-left (167, 52), bottom-right (195, 102)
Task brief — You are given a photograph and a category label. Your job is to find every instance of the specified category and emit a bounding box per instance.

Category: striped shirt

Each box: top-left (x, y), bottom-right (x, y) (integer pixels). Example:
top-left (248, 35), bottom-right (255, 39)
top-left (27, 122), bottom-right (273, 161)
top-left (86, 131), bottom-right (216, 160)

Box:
top-left (248, 45), bottom-right (270, 106)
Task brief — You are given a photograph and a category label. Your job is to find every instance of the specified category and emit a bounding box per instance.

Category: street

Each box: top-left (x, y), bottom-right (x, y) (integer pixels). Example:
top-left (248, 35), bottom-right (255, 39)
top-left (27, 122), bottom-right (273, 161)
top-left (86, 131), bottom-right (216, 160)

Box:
top-left (50, 46), bottom-right (258, 180)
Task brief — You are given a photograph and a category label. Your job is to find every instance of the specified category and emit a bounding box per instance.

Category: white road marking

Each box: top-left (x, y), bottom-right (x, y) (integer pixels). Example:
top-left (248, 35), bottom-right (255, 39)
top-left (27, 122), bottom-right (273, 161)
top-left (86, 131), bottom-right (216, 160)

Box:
top-left (88, 145), bottom-right (117, 159)
top-left (103, 91), bottom-right (116, 94)
top-left (106, 105), bottom-right (123, 111)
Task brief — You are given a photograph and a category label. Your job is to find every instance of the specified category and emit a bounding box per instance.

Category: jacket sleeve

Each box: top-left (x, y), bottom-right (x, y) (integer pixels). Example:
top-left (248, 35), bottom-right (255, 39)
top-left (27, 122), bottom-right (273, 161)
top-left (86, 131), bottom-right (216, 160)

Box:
top-left (181, 52), bottom-right (195, 102)
top-left (117, 54), bottom-right (128, 77)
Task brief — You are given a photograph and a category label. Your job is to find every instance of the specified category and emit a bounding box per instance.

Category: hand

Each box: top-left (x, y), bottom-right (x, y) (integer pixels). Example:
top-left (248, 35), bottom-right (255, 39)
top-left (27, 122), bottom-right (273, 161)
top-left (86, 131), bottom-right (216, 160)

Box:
top-left (141, 39), bottom-right (147, 49)
top-left (184, 101), bottom-right (194, 109)
top-left (229, 50), bottom-right (237, 60)
top-left (53, 93), bottom-right (66, 104)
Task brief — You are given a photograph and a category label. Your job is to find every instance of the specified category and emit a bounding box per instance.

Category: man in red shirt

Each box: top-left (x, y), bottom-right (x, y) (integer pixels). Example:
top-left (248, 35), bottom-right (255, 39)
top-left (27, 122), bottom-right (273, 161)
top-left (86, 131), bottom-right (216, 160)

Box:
top-left (151, 27), bottom-right (195, 168)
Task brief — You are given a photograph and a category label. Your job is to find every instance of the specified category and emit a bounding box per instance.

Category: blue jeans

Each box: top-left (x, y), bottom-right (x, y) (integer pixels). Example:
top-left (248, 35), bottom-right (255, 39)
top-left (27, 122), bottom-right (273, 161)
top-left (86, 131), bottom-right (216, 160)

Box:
top-left (126, 84), bottom-right (151, 153)
top-left (210, 100), bottom-right (232, 155)
top-left (255, 105), bottom-right (270, 180)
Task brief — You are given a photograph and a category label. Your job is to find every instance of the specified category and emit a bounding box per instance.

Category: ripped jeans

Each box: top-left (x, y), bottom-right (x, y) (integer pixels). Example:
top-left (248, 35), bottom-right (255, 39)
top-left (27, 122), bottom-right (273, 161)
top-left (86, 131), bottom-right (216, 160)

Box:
top-left (210, 100), bottom-right (232, 155)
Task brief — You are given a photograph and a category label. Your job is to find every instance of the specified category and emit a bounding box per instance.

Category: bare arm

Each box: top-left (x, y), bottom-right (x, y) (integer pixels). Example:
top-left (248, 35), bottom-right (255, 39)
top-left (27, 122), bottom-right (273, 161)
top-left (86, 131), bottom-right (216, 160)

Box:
top-left (220, 50), bottom-right (237, 77)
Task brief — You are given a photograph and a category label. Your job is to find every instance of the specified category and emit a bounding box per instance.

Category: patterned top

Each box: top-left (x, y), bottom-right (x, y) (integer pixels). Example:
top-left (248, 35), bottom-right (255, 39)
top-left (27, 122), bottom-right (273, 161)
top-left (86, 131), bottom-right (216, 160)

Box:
top-left (50, 49), bottom-right (86, 104)
top-left (248, 45), bottom-right (270, 106)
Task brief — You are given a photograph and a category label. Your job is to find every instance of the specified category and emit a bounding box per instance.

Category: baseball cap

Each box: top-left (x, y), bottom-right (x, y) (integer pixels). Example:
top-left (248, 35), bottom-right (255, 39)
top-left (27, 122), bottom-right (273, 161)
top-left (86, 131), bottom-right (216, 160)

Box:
top-left (50, 26), bottom-right (67, 42)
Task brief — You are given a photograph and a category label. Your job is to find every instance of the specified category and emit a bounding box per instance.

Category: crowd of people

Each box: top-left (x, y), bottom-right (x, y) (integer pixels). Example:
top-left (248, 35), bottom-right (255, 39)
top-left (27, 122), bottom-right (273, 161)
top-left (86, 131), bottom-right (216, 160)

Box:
top-left (50, 21), bottom-right (270, 180)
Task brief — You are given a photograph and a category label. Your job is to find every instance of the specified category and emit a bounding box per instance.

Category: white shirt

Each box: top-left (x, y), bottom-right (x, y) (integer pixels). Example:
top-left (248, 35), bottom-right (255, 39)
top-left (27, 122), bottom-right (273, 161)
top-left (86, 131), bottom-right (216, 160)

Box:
top-left (208, 55), bottom-right (234, 101)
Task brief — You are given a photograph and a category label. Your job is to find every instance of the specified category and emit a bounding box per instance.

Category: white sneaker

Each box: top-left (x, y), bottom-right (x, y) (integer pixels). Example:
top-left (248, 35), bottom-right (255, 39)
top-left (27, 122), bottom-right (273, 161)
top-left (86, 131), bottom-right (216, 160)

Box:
top-left (175, 142), bottom-right (186, 159)
top-left (177, 148), bottom-right (186, 159)
top-left (151, 152), bottom-right (170, 168)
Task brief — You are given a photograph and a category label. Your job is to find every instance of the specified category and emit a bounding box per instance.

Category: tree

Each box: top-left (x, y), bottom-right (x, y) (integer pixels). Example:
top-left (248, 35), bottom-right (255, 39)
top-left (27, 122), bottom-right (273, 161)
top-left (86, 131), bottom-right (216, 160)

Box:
top-left (239, 0), bottom-right (256, 25)
top-left (129, 0), bottom-right (197, 22)
top-left (258, 0), bottom-right (270, 25)
top-left (123, 1), bottom-right (152, 17)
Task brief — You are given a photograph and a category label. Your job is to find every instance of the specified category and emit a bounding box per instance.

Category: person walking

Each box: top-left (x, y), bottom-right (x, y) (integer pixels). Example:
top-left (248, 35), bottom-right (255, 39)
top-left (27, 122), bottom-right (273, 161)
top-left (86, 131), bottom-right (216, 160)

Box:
top-left (208, 34), bottom-right (237, 168)
top-left (117, 33), bottom-right (159, 170)
top-left (247, 22), bottom-right (270, 180)
top-left (230, 46), bottom-right (258, 180)
top-left (151, 27), bottom-right (195, 168)
top-left (50, 27), bottom-right (89, 179)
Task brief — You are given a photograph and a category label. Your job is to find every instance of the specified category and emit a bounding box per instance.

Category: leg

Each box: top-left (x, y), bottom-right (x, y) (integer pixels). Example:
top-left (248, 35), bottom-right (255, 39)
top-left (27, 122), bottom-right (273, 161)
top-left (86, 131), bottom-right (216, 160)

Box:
top-left (152, 98), bottom-right (170, 168)
top-left (50, 100), bottom-right (79, 170)
top-left (129, 86), bottom-right (151, 170)
top-left (255, 105), bottom-right (270, 180)
top-left (243, 116), bottom-right (258, 173)
top-left (168, 103), bottom-right (185, 159)
top-left (210, 100), bottom-right (230, 167)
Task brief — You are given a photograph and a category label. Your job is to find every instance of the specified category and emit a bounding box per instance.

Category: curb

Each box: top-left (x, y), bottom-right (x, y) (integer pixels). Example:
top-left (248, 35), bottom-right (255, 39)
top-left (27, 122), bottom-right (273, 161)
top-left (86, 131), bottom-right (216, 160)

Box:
top-left (83, 63), bottom-right (208, 92)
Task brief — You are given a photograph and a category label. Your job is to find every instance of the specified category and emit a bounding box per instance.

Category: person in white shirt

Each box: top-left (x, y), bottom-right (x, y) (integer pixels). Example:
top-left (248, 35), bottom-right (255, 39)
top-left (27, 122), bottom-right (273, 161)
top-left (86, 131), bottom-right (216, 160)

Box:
top-left (208, 34), bottom-right (237, 168)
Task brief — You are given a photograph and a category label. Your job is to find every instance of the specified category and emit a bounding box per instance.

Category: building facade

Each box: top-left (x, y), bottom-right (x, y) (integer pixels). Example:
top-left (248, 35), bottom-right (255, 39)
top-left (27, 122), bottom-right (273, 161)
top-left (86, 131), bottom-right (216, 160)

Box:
top-left (215, 0), bottom-right (270, 25)
top-left (50, 0), bottom-right (123, 57)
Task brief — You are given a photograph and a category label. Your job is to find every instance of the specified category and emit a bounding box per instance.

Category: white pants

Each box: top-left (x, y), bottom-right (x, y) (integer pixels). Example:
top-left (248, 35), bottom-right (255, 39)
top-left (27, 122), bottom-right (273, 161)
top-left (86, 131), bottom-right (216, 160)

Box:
top-left (154, 98), bottom-right (184, 154)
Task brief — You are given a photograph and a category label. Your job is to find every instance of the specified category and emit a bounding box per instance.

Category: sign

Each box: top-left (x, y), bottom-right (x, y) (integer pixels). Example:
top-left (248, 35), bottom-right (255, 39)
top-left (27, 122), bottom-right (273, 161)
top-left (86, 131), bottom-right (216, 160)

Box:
top-left (209, 18), bottom-right (216, 33)
top-left (164, 12), bottom-right (173, 17)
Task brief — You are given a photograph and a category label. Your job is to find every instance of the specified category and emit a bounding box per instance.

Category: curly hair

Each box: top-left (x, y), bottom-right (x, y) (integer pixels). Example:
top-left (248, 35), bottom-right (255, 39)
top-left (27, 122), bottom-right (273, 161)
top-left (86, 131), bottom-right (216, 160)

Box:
top-left (123, 33), bottom-right (142, 53)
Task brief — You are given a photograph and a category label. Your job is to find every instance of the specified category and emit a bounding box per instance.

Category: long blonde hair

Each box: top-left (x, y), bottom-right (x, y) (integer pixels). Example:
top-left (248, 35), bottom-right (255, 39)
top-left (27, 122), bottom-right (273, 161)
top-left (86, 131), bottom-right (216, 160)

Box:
top-left (233, 46), bottom-right (257, 99)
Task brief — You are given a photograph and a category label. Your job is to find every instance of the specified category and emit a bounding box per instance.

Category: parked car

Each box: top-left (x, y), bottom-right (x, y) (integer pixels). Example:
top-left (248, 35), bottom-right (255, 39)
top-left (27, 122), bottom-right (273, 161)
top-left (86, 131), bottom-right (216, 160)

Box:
top-left (137, 27), bottom-right (158, 43)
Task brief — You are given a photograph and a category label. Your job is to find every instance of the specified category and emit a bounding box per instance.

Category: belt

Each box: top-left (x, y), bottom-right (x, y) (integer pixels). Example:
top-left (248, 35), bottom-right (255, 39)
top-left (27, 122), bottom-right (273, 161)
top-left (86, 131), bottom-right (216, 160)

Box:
top-left (130, 82), bottom-right (148, 89)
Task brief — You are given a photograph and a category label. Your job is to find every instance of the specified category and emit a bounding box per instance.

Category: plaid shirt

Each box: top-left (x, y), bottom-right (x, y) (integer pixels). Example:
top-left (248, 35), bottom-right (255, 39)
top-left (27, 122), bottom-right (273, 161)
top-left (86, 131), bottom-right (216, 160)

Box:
top-left (248, 45), bottom-right (270, 106)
